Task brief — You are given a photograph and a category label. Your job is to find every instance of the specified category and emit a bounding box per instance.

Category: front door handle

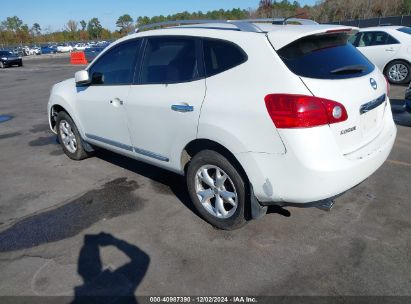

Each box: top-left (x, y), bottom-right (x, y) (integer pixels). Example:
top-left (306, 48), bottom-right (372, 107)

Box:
top-left (110, 98), bottom-right (124, 107)
top-left (385, 48), bottom-right (394, 51)
top-left (171, 104), bottom-right (194, 112)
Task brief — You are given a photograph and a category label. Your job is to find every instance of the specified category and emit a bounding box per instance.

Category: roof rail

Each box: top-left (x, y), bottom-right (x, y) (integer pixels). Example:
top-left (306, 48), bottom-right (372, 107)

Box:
top-left (135, 18), bottom-right (318, 33)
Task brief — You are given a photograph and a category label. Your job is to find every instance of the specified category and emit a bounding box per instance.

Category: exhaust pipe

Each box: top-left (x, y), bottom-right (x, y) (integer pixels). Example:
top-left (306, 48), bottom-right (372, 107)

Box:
top-left (315, 199), bottom-right (335, 211)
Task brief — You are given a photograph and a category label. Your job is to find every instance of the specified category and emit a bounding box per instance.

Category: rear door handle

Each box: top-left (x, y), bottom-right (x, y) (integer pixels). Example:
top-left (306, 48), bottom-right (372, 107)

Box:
top-left (171, 104), bottom-right (194, 112)
top-left (385, 48), bottom-right (394, 51)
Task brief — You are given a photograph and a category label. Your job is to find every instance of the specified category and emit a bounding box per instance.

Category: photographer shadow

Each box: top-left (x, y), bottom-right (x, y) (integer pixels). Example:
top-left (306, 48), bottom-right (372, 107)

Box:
top-left (72, 232), bottom-right (150, 304)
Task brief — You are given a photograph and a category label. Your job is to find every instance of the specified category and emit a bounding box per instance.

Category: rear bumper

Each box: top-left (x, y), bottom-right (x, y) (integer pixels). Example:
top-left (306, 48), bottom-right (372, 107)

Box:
top-left (237, 110), bottom-right (397, 204)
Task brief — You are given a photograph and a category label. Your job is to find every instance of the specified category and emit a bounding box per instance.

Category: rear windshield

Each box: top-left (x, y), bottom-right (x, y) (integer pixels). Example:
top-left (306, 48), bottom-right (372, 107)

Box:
top-left (277, 33), bottom-right (374, 79)
top-left (397, 27), bottom-right (411, 35)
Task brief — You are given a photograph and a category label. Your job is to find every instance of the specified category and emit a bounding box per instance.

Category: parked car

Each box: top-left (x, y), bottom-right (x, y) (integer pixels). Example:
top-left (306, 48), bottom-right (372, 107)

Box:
top-left (349, 26), bottom-right (411, 84)
top-left (84, 43), bottom-right (110, 63)
top-left (47, 21), bottom-right (396, 229)
top-left (73, 43), bottom-right (87, 51)
top-left (57, 44), bottom-right (73, 53)
top-left (41, 45), bottom-right (57, 54)
top-left (0, 50), bottom-right (23, 68)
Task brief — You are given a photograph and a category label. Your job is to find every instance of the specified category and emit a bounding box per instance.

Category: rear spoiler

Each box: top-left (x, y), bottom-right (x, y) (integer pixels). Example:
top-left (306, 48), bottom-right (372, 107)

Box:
top-left (267, 25), bottom-right (359, 50)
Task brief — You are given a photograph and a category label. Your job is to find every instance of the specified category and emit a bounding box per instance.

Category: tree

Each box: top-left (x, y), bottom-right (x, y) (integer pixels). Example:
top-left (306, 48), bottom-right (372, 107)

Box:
top-left (87, 18), bottom-right (102, 40)
top-left (116, 14), bottom-right (134, 34)
top-left (80, 20), bottom-right (87, 31)
top-left (65, 20), bottom-right (78, 33)
top-left (5, 16), bottom-right (23, 32)
top-left (31, 23), bottom-right (41, 36)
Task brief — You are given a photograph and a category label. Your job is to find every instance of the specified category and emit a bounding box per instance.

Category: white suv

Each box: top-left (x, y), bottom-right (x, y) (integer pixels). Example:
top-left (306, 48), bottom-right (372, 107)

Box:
top-left (48, 20), bottom-right (396, 229)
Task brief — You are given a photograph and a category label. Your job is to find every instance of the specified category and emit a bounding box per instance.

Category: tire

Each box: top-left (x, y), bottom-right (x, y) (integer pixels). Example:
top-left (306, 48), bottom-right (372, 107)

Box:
top-left (385, 60), bottom-right (411, 85)
top-left (18, 62), bottom-right (23, 67)
top-left (186, 150), bottom-right (247, 230)
top-left (56, 111), bottom-right (91, 160)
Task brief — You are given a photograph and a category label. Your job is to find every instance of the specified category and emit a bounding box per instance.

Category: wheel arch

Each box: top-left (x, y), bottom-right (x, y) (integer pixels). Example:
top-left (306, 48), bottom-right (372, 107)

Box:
top-left (181, 138), bottom-right (266, 220)
top-left (50, 104), bottom-right (72, 133)
top-left (383, 58), bottom-right (411, 74)
top-left (49, 98), bottom-right (83, 137)
top-left (181, 138), bottom-right (249, 182)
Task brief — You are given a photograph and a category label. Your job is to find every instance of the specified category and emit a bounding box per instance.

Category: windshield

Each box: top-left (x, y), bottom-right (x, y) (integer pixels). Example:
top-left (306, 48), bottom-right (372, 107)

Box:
top-left (397, 27), bottom-right (411, 35)
top-left (277, 33), bottom-right (374, 79)
top-left (0, 51), bottom-right (13, 56)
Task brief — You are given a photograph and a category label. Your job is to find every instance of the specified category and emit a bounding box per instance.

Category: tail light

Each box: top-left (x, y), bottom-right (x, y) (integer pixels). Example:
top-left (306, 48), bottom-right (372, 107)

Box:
top-left (264, 94), bottom-right (348, 128)
top-left (384, 76), bottom-right (390, 96)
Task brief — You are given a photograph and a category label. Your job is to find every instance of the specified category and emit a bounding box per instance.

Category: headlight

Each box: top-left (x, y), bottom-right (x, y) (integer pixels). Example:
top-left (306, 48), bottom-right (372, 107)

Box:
top-left (1, 57), bottom-right (7, 60)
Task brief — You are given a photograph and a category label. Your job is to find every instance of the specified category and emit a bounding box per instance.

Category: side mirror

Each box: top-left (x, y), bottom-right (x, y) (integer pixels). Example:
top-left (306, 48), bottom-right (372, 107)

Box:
top-left (75, 70), bottom-right (90, 85)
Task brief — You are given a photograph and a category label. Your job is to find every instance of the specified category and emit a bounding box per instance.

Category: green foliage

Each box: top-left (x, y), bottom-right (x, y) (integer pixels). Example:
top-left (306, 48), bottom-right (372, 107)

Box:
top-left (116, 14), bottom-right (134, 34)
top-left (3, 1), bottom-right (411, 46)
top-left (31, 23), bottom-right (41, 36)
top-left (136, 8), bottom-right (249, 27)
top-left (87, 17), bottom-right (103, 40)
top-left (80, 20), bottom-right (87, 31)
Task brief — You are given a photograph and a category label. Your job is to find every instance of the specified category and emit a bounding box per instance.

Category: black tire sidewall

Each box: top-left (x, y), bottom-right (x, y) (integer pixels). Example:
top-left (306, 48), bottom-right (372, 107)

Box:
top-left (56, 112), bottom-right (88, 160)
top-left (385, 60), bottom-right (411, 84)
top-left (187, 150), bottom-right (247, 230)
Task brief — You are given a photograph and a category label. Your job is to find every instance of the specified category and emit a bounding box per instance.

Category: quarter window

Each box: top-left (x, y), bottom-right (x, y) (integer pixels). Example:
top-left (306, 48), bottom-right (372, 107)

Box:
top-left (140, 37), bottom-right (198, 84)
top-left (88, 40), bottom-right (141, 85)
top-left (203, 39), bottom-right (247, 77)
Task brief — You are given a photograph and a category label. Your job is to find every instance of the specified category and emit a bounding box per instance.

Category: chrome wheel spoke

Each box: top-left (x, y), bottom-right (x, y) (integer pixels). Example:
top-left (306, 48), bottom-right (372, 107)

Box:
top-left (61, 123), bottom-right (69, 134)
top-left (62, 136), bottom-right (70, 145)
top-left (198, 168), bottom-right (215, 188)
top-left (198, 189), bottom-right (214, 204)
top-left (220, 191), bottom-right (237, 206)
top-left (215, 195), bottom-right (228, 218)
top-left (215, 169), bottom-right (227, 188)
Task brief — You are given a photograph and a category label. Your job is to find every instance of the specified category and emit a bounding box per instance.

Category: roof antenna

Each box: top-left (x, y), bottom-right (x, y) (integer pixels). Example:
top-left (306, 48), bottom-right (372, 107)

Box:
top-left (276, 12), bottom-right (305, 25)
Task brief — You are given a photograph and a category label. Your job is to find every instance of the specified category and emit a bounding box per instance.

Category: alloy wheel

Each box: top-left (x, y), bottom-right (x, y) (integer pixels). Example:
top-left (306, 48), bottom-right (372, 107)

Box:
top-left (388, 63), bottom-right (409, 82)
top-left (59, 120), bottom-right (77, 153)
top-left (194, 165), bottom-right (238, 219)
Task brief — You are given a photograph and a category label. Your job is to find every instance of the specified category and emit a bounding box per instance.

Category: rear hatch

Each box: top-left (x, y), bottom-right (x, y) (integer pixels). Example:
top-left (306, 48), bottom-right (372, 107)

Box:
top-left (270, 28), bottom-right (388, 155)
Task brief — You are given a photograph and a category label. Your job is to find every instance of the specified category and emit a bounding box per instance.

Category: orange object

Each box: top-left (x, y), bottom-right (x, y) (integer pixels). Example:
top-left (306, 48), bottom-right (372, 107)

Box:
top-left (70, 51), bottom-right (88, 65)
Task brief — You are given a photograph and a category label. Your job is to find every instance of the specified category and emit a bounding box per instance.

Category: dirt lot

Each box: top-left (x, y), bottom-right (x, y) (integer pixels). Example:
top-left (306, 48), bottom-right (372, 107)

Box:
top-left (0, 55), bottom-right (410, 299)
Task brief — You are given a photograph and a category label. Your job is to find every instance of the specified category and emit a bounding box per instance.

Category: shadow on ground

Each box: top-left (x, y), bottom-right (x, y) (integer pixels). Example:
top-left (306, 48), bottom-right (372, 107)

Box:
top-left (72, 232), bottom-right (149, 304)
top-left (0, 178), bottom-right (144, 252)
top-left (95, 149), bottom-right (292, 221)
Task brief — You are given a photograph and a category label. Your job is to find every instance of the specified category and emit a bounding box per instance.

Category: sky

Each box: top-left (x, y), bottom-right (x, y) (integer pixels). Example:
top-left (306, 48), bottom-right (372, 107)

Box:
top-left (0, 0), bottom-right (317, 32)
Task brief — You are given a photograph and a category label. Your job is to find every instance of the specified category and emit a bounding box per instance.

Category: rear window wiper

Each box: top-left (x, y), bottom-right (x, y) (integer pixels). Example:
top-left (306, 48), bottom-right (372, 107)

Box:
top-left (330, 65), bottom-right (366, 74)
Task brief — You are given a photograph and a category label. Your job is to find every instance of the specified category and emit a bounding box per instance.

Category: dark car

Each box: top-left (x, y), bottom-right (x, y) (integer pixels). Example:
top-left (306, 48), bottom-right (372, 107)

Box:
top-left (404, 84), bottom-right (411, 113)
top-left (84, 42), bottom-right (110, 63)
top-left (0, 50), bottom-right (23, 68)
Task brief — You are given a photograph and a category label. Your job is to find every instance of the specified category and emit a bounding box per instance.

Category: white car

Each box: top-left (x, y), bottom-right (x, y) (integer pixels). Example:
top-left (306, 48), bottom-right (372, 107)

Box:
top-left (350, 26), bottom-right (411, 84)
top-left (73, 43), bottom-right (87, 51)
top-left (56, 44), bottom-right (73, 53)
top-left (47, 20), bottom-right (396, 229)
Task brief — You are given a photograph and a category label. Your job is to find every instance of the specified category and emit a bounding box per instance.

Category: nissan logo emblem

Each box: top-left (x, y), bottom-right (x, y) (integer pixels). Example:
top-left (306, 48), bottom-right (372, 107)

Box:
top-left (370, 78), bottom-right (377, 90)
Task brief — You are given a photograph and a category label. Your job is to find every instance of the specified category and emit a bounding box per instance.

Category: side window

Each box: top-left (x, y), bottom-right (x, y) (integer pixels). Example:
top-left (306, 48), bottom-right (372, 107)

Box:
top-left (140, 37), bottom-right (198, 84)
top-left (203, 38), bottom-right (247, 77)
top-left (358, 31), bottom-right (399, 47)
top-left (358, 32), bottom-right (374, 47)
top-left (386, 33), bottom-right (399, 44)
top-left (88, 40), bottom-right (141, 85)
